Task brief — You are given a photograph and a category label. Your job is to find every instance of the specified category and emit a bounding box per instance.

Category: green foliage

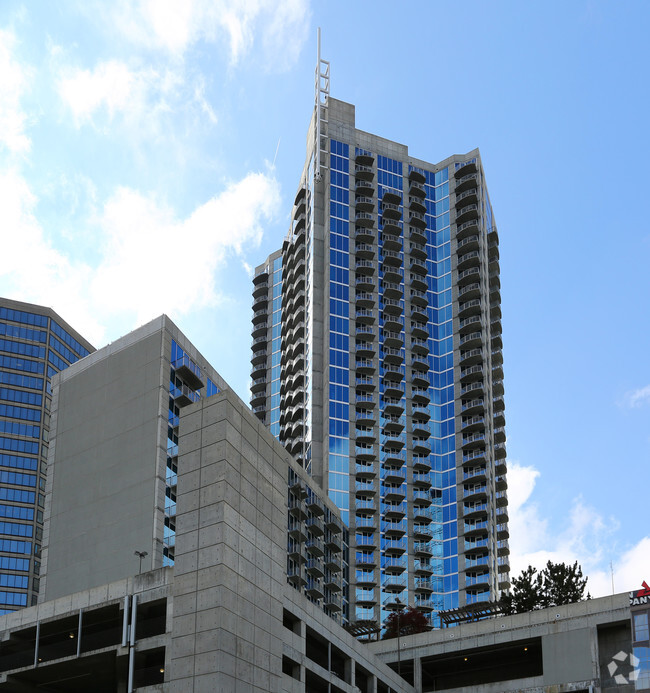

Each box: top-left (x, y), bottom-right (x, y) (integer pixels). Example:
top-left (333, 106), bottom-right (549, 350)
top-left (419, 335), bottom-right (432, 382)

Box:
top-left (500, 561), bottom-right (589, 615)
top-left (382, 606), bottom-right (430, 639)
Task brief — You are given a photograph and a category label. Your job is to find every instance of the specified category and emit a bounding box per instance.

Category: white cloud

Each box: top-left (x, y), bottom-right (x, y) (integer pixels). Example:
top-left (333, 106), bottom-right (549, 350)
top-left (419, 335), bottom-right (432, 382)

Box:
top-left (0, 27), bottom-right (32, 154)
top-left (507, 459), bottom-right (649, 598)
top-left (0, 167), bottom-right (280, 344)
top-left (57, 59), bottom-right (178, 129)
top-left (104, 0), bottom-right (310, 67)
top-left (620, 384), bottom-right (650, 409)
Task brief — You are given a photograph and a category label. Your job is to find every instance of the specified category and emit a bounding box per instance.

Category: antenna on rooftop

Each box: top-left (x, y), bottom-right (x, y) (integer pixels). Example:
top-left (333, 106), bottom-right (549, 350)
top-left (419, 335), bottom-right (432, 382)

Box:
top-left (314, 27), bottom-right (330, 182)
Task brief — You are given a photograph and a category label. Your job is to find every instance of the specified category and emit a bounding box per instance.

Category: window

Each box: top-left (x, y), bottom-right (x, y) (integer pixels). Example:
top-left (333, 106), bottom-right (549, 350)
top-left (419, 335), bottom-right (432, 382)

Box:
top-left (635, 612), bottom-right (650, 642)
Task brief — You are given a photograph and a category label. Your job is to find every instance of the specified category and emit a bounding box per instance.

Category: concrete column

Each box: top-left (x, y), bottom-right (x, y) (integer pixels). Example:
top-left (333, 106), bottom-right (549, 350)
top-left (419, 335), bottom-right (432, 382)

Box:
top-left (344, 657), bottom-right (354, 686)
top-left (413, 655), bottom-right (422, 692)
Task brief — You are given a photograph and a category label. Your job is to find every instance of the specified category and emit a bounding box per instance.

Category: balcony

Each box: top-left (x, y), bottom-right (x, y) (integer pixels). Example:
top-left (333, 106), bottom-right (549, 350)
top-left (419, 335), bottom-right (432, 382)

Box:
top-left (356, 462), bottom-right (376, 479)
top-left (355, 376), bottom-right (375, 392)
top-left (356, 210), bottom-right (375, 228)
top-left (355, 178), bottom-right (374, 196)
top-left (355, 242), bottom-right (375, 260)
top-left (455, 187), bottom-right (478, 208)
top-left (382, 398), bottom-right (405, 416)
top-left (383, 576), bottom-right (407, 592)
top-left (356, 291), bottom-right (375, 308)
top-left (414, 560), bottom-right (433, 576)
top-left (306, 558), bottom-right (325, 578)
top-left (382, 556), bottom-right (407, 574)
top-left (409, 179), bottom-right (426, 198)
top-left (381, 281), bottom-right (403, 300)
top-left (465, 573), bottom-right (491, 589)
top-left (409, 210), bottom-right (427, 230)
top-left (459, 347), bottom-right (482, 366)
top-left (456, 203), bottom-right (479, 224)
top-left (382, 501), bottom-right (407, 520)
top-left (355, 194), bottom-right (374, 212)
top-left (355, 163), bottom-right (374, 181)
top-left (381, 231), bottom-right (402, 251)
top-left (411, 387), bottom-right (430, 405)
top-left (459, 330), bottom-right (482, 348)
top-left (171, 383), bottom-right (200, 407)
top-left (457, 266), bottom-right (480, 285)
top-left (355, 149), bottom-right (374, 166)
top-left (459, 282), bottom-right (481, 301)
top-left (463, 501), bottom-right (488, 519)
top-left (463, 465), bottom-right (487, 483)
top-left (382, 187), bottom-right (402, 205)
top-left (460, 365), bottom-right (483, 383)
top-left (412, 471), bottom-right (432, 489)
top-left (380, 466), bottom-right (406, 484)
top-left (355, 480), bottom-right (376, 497)
top-left (413, 489), bottom-right (432, 507)
top-left (458, 299), bottom-right (481, 319)
top-left (172, 354), bottom-right (205, 390)
top-left (412, 454), bottom-right (431, 473)
top-left (356, 358), bottom-right (376, 374)
top-left (382, 483), bottom-right (406, 503)
top-left (355, 444), bottom-right (376, 462)
top-left (462, 432), bottom-right (485, 449)
top-left (383, 537), bottom-right (407, 555)
top-left (381, 298), bottom-right (402, 316)
top-left (409, 193), bottom-right (427, 213)
top-left (410, 274), bottom-right (428, 293)
top-left (354, 225), bottom-right (374, 243)
top-left (355, 499), bottom-right (377, 515)
top-left (456, 217), bottom-right (480, 240)
top-left (356, 258), bottom-right (375, 275)
top-left (383, 519), bottom-right (407, 537)
top-left (381, 201), bottom-right (401, 220)
top-left (355, 325), bottom-right (376, 341)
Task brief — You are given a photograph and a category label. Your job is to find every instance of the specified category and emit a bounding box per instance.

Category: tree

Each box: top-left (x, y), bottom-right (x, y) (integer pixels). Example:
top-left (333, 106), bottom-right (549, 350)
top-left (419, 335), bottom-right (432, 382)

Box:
top-left (500, 560), bottom-right (589, 615)
top-left (382, 606), bottom-right (430, 639)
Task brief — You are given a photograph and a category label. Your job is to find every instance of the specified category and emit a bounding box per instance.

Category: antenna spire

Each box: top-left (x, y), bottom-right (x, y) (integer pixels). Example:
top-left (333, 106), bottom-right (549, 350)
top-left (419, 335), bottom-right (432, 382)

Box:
top-left (314, 28), bottom-right (330, 182)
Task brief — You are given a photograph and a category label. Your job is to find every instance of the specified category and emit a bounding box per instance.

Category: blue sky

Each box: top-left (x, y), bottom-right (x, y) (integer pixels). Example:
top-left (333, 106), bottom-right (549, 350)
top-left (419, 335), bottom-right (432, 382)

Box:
top-left (1, 0), bottom-right (649, 597)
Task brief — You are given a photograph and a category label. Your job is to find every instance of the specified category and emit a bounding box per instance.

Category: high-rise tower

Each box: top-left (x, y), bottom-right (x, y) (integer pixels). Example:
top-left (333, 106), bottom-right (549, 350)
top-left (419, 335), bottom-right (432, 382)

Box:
top-left (0, 297), bottom-right (94, 614)
top-left (251, 70), bottom-right (509, 627)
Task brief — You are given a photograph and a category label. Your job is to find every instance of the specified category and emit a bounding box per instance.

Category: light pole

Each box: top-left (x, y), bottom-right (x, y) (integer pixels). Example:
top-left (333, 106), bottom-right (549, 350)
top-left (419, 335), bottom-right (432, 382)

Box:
top-left (134, 550), bottom-right (148, 574)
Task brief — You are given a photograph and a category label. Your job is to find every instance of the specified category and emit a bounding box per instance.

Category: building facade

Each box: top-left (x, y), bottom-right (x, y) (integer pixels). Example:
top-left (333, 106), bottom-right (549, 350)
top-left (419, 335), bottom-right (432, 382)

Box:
top-left (40, 315), bottom-right (226, 600)
top-left (0, 297), bottom-right (94, 614)
top-left (251, 93), bottom-right (509, 627)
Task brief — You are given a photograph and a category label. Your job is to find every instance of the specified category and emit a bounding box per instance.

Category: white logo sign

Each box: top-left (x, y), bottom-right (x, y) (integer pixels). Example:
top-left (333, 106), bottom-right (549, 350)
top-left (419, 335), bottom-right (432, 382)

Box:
top-left (607, 650), bottom-right (640, 685)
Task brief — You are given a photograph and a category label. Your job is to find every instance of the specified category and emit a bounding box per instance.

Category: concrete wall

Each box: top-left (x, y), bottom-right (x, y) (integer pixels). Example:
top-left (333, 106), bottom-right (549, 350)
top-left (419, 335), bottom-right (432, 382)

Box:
top-left (169, 390), bottom-right (287, 692)
top-left (42, 326), bottom-right (167, 599)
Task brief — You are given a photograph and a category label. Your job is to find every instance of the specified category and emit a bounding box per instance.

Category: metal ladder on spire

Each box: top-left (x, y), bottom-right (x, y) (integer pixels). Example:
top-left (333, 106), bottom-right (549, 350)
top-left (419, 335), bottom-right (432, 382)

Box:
top-left (314, 28), bottom-right (329, 183)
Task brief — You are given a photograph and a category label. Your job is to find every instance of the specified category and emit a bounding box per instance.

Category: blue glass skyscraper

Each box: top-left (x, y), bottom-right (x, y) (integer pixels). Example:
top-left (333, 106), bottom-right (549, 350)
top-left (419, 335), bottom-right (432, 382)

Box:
top-left (252, 91), bottom-right (509, 628)
top-left (0, 297), bottom-right (94, 614)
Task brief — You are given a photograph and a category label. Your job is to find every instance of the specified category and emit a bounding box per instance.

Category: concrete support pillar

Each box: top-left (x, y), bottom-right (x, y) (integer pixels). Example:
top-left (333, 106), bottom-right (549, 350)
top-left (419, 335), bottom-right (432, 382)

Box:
top-left (368, 674), bottom-right (378, 693)
top-left (344, 657), bottom-right (354, 686)
top-left (413, 655), bottom-right (422, 692)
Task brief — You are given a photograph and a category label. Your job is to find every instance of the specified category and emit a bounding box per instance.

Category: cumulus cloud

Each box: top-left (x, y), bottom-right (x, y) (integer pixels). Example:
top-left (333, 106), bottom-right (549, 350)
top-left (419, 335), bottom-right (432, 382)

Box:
top-left (104, 0), bottom-right (310, 68)
top-left (0, 168), bottom-right (280, 344)
top-left (57, 59), bottom-right (182, 130)
top-left (0, 27), bottom-right (32, 154)
top-left (507, 460), bottom-right (649, 597)
top-left (620, 384), bottom-right (650, 409)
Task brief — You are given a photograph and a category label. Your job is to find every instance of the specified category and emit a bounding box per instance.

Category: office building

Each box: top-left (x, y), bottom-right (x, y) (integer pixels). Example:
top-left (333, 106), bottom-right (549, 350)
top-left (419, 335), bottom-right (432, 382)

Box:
top-left (252, 81), bottom-right (509, 626)
top-left (0, 297), bottom-right (94, 614)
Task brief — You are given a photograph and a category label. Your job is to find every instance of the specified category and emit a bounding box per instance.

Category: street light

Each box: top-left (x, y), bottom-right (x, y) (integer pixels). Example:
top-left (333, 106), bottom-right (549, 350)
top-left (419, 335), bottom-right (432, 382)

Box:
top-left (134, 550), bottom-right (148, 574)
top-left (395, 597), bottom-right (407, 678)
